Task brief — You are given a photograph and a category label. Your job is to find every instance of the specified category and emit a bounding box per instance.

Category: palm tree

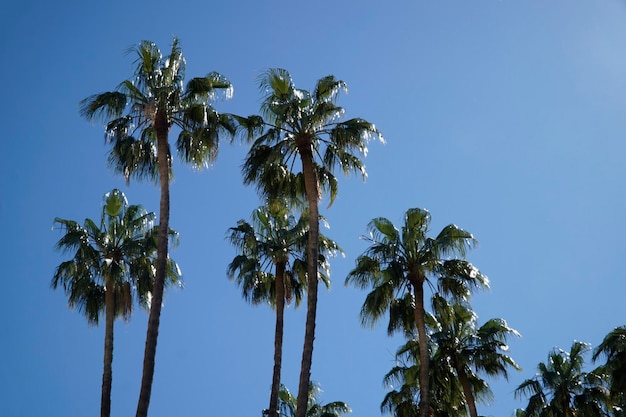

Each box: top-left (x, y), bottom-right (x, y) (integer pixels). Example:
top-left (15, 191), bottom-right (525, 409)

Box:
top-left (515, 341), bottom-right (608, 417)
top-left (428, 295), bottom-right (520, 417)
top-left (52, 189), bottom-right (181, 417)
top-left (345, 208), bottom-right (488, 417)
top-left (380, 297), bottom-right (518, 417)
top-left (278, 382), bottom-right (351, 417)
top-left (239, 68), bottom-right (383, 417)
top-left (593, 326), bottom-right (626, 399)
top-left (227, 200), bottom-right (342, 417)
top-left (79, 38), bottom-right (234, 417)
top-left (382, 337), bottom-right (468, 417)
top-left (228, 201), bottom-right (307, 417)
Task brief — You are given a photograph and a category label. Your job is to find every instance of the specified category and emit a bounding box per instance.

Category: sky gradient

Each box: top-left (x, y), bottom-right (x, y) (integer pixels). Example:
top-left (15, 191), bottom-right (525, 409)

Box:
top-left (2, 1), bottom-right (626, 416)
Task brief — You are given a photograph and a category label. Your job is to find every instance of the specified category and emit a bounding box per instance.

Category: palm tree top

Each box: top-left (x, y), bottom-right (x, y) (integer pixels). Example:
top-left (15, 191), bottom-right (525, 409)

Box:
top-left (239, 68), bottom-right (384, 206)
top-left (364, 208), bottom-right (479, 264)
top-left (227, 202), bottom-right (343, 307)
top-left (346, 207), bottom-right (490, 346)
top-left (52, 189), bottom-right (182, 323)
top-left (515, 340), bottom-right (608, 417)
top-left (257, 67), bottom-right (384, 146)
top-left (82, 38), bottom-right (232, 122)
top-left (348, 208), bottom-right (487, 301)
top-left (79, 37), bottom-right (236, 182)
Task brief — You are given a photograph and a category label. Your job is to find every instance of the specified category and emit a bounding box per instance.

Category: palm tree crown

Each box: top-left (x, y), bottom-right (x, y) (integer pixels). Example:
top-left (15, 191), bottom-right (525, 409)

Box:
top-left (80, 38), bottom-right (235, 181)
top-left (240, 68), bottom-right (384, 204)
top-left (227, 201), bottom-right (308, 308)
top-left (382, 336), bottom-right (469, 417)
top-left (515, 341), bottom-right (607, 417)
top-left (427, 295), bottom-right (520, 417)
top-left (227, 202), bottom-right (341, 308)
top-left (52, 189), bottom-right (181, 323)
top-left (380, 296), bottom-right (519, 417)
top-left (346, 208), bottom-right (488, 417)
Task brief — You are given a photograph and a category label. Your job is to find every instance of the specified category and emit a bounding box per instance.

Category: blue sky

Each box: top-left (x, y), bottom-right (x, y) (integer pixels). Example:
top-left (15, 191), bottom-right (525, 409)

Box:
top-left (2, 1), bottom-right (626, 416)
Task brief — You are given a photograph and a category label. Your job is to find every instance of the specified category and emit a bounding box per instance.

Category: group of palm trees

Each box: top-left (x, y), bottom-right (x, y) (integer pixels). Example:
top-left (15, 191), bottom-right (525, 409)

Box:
top-left (345, 208), bottom-right (520, 417)
top-left (55, 37), bottom-right (381, 417)
top-left (52, 37), bottom-right (626, 417)
top-left (227, 201), bottom-right (341, 417)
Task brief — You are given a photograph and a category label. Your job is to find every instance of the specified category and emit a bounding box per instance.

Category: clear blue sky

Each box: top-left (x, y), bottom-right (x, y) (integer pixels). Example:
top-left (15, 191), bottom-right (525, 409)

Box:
top-left (2, 1), bottom-right (626, 416)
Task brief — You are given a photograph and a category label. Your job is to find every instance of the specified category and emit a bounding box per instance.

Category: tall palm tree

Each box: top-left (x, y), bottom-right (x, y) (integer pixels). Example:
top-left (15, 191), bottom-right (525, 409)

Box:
top-left (239, 68), bottom-right (383, 417)
top-left (52, 189), bottom-right (181, 417)
top-left (278, 382), bottom-right (351, 417)
top-left (593, 326), bottom-right (626, 399)
top-left (428, 295), bottom-right (520, 417)
top-left (346, 208), bottom-right (488, 417)
top-left (515, 341), bottom-right (608, 417)
top-left (227, 200), bottom-right (342, 417)
top-left (79, 38), bottom-right (234, 417)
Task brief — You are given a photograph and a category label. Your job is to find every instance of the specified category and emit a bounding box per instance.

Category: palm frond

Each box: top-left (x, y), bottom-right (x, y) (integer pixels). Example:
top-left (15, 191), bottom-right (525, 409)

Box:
top-left (359, 281), bottom-right (395, 328)
top-left (314, 75), bottom-right (347, 103)
top-left (368, 217), bottom-right (399, 242)
top-left (132, 40), bottom-right (163, 92)
top-left (118, 80), bottom-right (147, 105)
top-left (106, 134), bottom-right (159, 183)
top-left (79, 92), bottom-right (128, 122)
top-left (432, 224), bottom-right (476, 258)
top-left (185, 72), bottom-right (233, 101)
top-left (436, 259), bottom-right (489, 301)
top-left (388, 293), bottom-right (417, 337)
top-left (259, 68), bottom-right (294, 98)
top-left (232, 114), bottom-right (266, 142)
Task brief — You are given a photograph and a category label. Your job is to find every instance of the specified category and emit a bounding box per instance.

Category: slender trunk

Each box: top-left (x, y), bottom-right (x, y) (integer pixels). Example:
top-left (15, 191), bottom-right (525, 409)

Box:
top-left (455, 364), bottom-right (478, 417)
top-left (296, 143), bottom-right (319, 417)
top-left (411, 279), bottom-right (430, 417)
top-left (101, 277), bottom-right (115, 417)
top-left (136, 112), bottom-right (170, 417)
top-left (268, 261), bottom-right (287, 417)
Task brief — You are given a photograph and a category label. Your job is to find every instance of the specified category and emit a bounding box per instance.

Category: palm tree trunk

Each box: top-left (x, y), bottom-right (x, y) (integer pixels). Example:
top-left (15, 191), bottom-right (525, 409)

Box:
top-left (101, 278), bottom-right (115, 417)
top-left (411, 279), bottom-right (430, 417)
top-left (456, 365), bottom-right (478, 417)
top-left (136, 113), bottom-right (170, 417)
top-left (268, 261), bottom-right (287, 417)
top-left (296, 143), bottom-right (320, 417)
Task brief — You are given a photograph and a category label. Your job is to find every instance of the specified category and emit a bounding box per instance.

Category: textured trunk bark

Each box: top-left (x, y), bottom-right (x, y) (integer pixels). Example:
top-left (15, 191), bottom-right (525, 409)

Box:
top-left (136, 111), bottom-right (170, 417)
top-left (268, 261), bottom-right (287, 417)
top-left (456, 365), bottom-right (478, 417)
top-left (296, 142), bottom-right (319, 417)
top-left (412, 279), bottom-right (430, 417)
top-left (101, 277), bottom-right (115, 417)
